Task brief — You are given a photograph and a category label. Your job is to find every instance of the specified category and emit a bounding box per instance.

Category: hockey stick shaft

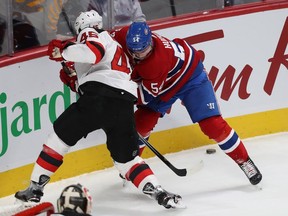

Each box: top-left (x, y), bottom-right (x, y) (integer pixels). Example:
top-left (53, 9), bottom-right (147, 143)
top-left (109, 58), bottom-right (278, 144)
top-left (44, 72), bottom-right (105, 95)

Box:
top-left (58, 8), bottom-right (76, 75)
top-left (138, 135), bottom-right (187, 177)
top-left (61, 7), bottom-right (77, 37)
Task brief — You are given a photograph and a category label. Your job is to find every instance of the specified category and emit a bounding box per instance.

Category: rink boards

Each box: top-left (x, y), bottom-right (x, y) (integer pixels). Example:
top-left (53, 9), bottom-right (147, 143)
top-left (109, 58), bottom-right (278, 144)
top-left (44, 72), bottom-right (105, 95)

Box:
top-left (0, 1), bottom-right (287, 197)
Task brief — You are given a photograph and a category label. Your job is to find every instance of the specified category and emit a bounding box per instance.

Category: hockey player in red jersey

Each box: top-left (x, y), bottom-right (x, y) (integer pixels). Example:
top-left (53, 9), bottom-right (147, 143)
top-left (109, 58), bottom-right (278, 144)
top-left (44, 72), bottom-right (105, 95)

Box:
top-left (14, 11), bottom-right (184, 209)
top-left (111, 22), bottom-right (262, 185)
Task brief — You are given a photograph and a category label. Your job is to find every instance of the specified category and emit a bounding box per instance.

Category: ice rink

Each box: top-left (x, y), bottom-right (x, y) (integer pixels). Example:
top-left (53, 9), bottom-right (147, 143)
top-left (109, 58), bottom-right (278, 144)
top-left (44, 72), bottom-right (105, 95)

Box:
top-left (1, 132), bottom-right (287, 216)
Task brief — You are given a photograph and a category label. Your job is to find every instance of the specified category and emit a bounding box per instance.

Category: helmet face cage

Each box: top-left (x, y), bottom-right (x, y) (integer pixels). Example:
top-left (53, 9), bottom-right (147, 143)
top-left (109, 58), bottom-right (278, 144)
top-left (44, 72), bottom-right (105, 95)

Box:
top-left (74, 10), bottom-right (103, 34)
top-left (126, 22), bottom-right (152, 55)
top-left (57, 183), bottom-right (92, 214)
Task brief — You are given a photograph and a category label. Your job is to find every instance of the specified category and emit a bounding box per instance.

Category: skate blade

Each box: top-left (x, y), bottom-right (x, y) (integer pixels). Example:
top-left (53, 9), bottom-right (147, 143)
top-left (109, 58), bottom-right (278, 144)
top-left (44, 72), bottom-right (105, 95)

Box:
top-left (168, 199), bottom-right (187, 209)
top-left (253, 181), bottom-right (263, 191)
top-left (14, 198), bottom-right (37, 206)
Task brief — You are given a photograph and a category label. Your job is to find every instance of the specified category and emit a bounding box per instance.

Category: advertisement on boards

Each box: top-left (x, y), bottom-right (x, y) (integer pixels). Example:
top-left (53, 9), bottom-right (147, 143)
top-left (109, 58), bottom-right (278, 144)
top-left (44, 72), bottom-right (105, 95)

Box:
top-left (154, 9), bottom-right (288, 131)
top-left (0, 7), bottom-right (287, 172)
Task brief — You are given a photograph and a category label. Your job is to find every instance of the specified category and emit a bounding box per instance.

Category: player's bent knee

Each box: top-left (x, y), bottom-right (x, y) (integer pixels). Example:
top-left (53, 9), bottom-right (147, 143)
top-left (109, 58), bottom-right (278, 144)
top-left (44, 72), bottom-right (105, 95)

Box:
top-left (135, 107), bottom-right (161, 137)
top-left (198, 116), bottom-right (232, 141)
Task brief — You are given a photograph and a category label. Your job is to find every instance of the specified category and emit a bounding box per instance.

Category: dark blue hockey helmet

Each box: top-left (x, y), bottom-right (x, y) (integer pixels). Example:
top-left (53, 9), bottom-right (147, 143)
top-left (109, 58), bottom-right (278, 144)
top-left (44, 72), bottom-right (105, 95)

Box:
top-left (126, 22), bottom-right (152, 53)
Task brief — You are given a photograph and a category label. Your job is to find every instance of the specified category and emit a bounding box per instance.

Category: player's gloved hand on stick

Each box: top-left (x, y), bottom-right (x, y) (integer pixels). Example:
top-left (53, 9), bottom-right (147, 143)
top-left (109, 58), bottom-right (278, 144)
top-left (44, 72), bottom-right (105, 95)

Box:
top-left (47, 39), bottom-right (74, 61)
top-left (60, 69), bottom-right (77, 92)
top-left (59, 62), bottom-right (78, 92)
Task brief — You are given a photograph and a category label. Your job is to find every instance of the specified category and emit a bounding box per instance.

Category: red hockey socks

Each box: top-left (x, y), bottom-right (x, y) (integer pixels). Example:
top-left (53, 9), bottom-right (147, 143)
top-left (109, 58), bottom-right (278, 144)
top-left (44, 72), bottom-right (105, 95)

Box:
top-left (199, 116), bottom-right (248, 164)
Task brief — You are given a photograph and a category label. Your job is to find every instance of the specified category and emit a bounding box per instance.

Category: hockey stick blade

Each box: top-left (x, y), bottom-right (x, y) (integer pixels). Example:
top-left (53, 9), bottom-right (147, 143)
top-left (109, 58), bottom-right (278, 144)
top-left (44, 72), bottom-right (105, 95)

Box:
top-left (139, 135), bottom-right (187, 177)
top-left (186, 160), bottom-right (204, 175)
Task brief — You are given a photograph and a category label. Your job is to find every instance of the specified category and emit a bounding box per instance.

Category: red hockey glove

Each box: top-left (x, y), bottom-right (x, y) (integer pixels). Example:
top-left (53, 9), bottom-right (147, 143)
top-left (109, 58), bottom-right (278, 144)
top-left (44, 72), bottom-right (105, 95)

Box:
top-left (48, 39), bottom-right (64, 61)
top-left (59, 62), bottom-right (77, 92)
top-left (47, 40), bottom-right (74, 62)
top-left (60, 69), bottom-right (77, 92)
top-left (61, 61), bottom-right (76, 76)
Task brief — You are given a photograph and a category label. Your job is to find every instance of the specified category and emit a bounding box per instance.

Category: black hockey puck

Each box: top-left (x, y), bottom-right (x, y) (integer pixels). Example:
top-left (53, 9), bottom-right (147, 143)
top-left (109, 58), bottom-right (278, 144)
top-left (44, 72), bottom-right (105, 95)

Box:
top-left (206, 148), bottom-right (216, 154)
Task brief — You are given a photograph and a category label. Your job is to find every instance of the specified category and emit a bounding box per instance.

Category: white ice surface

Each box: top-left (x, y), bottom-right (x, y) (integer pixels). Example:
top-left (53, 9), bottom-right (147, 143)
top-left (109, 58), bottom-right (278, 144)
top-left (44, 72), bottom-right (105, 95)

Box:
top-left (1, 132), bottom-right (287, 216)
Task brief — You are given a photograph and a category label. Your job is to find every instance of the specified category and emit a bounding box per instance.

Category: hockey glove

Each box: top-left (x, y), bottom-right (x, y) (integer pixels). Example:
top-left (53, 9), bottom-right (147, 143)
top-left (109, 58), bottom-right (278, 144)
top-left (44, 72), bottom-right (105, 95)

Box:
top-left (59, 62), bottom-right (78, 92)
top-left (47, 39), bottom-right (74, 62)
top-left (61, 61), bottom-right (76, 76)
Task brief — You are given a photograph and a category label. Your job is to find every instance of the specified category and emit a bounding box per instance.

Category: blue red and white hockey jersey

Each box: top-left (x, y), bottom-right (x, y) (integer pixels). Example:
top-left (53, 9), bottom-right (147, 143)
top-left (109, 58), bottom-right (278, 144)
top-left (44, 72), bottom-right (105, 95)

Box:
top-left (110, 26), bottom-right (201, 105)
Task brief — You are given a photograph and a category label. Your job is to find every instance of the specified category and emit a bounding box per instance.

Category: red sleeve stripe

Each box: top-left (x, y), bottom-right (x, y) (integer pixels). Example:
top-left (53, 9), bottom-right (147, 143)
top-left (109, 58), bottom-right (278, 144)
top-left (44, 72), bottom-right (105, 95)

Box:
top-left (86, 41), bottom-right (105, 64)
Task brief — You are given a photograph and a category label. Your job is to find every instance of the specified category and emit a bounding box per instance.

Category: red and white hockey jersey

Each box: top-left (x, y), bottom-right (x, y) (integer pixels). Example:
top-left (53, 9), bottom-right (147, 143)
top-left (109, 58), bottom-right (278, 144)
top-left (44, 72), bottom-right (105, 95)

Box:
top-left (62, 27), bottom-right (137, 97)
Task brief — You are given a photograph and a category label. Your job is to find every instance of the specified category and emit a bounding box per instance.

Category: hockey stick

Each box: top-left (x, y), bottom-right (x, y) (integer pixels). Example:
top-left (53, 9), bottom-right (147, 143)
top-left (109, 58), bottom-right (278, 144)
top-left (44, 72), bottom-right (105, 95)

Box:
top-left (61, 7), bottom-right (77, 37)
top-left (139, 135), bottom-right (187, 177)
top-left (59, 8), bottom-right (76, 76)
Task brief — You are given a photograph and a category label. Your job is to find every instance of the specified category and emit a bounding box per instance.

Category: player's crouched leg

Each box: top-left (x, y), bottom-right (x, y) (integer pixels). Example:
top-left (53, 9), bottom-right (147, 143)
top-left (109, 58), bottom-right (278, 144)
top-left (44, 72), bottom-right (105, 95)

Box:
top-left (114, 156), bottom-right (185, 209)
top-left (199, 115), bottom-right (262, 185)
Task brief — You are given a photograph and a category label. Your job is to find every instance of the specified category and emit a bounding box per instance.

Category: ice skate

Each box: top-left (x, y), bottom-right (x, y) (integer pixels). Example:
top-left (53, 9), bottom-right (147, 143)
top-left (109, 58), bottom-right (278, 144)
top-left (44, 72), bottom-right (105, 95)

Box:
top-left (239, 157), bottom-right (262, 185)
top-left (143, 182), bottom-right (185, 209)
top-left (15, 175), bottom-right (50, 202)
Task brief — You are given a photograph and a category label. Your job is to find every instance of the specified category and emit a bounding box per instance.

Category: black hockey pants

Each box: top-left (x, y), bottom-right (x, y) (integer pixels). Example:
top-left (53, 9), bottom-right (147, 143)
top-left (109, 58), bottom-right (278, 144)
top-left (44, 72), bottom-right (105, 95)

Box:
top-left (53, 81), bottom-right (139, 163)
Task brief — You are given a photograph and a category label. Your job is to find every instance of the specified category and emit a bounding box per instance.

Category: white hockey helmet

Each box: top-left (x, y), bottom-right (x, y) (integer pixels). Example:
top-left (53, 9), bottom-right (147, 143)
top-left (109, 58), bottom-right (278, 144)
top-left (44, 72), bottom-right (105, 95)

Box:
top-left (74, 10), bottom-right (103, 34)
top-left (57, 183), bottom-right (92, 214)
